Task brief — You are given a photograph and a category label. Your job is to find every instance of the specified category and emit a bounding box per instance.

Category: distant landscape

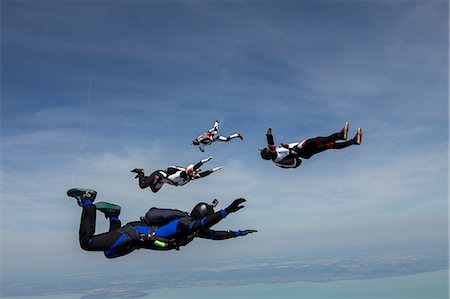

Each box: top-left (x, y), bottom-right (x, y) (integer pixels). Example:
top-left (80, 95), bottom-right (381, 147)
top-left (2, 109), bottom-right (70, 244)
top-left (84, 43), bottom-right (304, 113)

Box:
top-left (3, 251), bottom-right (448, 298)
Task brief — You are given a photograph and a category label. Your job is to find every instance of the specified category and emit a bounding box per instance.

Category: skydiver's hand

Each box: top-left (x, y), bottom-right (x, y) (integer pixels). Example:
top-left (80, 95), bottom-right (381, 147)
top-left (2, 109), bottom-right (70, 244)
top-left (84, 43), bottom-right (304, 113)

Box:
top-left (267, 128), bottom-right (272, 135)
top-left (225, 198), bottom-right (246, 213)
top-left (236, 229), bottom-right (257, 236)
top-left (211, 166), bottom-right (222, 172)
top-left (201, 156), bottom-right (213, 163)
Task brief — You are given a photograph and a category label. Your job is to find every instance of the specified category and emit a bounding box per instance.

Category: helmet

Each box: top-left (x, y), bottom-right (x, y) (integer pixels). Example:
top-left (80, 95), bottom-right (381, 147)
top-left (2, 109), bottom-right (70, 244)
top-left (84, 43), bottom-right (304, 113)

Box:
top-left (259, 148), bottom-right (271, 160)
top-left (190, 202), bottom-right (215, 219)
top-left (192, 139), bottom-right (200, 146)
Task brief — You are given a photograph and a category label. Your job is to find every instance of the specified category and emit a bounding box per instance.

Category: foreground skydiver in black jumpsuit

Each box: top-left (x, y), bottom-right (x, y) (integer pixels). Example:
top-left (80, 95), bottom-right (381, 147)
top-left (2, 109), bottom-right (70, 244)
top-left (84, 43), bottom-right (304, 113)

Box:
top-left (67, 188), bottom-right (256, 258)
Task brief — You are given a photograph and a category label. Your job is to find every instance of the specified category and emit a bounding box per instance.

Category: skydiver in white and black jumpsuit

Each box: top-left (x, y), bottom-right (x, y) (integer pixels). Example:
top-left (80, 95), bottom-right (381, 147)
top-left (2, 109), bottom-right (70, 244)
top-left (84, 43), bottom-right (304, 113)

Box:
top-left (131, 157), bottom-right (222, 193)
top-left (193, 120), bottom-right (243, 152)
top-left (260, 122), bottom-right (362, 169)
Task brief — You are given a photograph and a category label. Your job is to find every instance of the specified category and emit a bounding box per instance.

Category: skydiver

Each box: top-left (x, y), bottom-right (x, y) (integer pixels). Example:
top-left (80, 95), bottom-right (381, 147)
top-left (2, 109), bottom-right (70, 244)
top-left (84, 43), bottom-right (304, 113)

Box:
top-left (131, 156), bottom-right (222, 193)
top-left (67, 188), bottom-right (256, 258)
top-left (193, 120), bottom-right (243, 152)
top-left (259, 122), bottom-right (362, 169)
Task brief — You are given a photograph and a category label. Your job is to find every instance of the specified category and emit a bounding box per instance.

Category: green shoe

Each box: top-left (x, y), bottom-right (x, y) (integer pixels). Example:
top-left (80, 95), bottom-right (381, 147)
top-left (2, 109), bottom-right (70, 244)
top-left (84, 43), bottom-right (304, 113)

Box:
top-left (95, 202), bottom-right (121, 218)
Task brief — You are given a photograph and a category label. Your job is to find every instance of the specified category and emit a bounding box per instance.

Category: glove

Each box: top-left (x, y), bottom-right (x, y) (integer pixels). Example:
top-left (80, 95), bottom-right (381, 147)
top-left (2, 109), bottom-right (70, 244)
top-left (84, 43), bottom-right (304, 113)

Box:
top-left (211, 166), bottom-right (222, 172)
top-left (267, 128), bottom-right (272, 135)
top-left (235, 229), bottom-right (257, 236)
top-left (201, 156), bottom-right (213, 163)
top-left (225, 198), bottom-right (246, 213)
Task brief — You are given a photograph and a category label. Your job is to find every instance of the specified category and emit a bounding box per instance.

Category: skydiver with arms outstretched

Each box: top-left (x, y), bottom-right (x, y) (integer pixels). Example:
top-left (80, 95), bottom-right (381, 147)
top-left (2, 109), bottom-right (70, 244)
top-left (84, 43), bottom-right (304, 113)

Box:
top-left (67, 188), bottom-right (256, 258)
top-left (193, 120), bottom-right (243, 152)
top-left (260, 122), bottom-right (362, 169)
top-left (131, 156), bottom-right (222, 193)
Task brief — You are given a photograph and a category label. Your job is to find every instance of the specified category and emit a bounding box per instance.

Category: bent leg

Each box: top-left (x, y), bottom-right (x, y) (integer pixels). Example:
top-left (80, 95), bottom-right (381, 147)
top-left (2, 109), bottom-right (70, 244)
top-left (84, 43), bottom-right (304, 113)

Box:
top-left (135, 171), bottom-right (164, 192)
top-left (333, 139), bottom-right (357, 149)
top-left (79, 204), bottom-right (122, 251)
top-left (312, 132), bottom-right (342, 144)
top-left (293, 132), bottom-right (341, 158)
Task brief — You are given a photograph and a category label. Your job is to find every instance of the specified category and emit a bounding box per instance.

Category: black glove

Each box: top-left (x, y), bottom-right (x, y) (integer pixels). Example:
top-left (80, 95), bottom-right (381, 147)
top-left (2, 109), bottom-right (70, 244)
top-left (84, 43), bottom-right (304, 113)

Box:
top-left (225, 198), bottom-right (246, 213)
top-left (236, 229), bottom-right (257, 236)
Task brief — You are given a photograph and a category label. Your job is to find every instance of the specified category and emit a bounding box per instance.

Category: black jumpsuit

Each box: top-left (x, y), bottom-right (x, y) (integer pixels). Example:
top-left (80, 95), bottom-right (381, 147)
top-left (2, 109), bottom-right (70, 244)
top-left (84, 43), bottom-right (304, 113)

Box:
top-left (79, 204), bottom-right (240, 258)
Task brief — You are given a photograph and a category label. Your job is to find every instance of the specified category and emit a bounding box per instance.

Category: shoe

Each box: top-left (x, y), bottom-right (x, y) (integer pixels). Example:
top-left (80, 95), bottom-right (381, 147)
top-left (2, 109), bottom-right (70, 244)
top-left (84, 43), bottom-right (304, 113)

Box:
top-left (95, 202), bottom-right (121, 219)
top-left (341, 122), bottom-right (349, 141)
top-left (237, 133), bottom-right (244, 140)
top-left (355, 128), bottom-right (362, 145)
top-left (131, 168), bottom-right (144, 178)
top-left (67, 188), bottom-right (97, 207)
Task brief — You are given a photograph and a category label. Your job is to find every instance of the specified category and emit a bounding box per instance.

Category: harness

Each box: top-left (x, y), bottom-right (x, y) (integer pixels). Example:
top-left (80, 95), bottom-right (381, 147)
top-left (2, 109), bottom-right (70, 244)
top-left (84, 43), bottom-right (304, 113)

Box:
top-left (103, 223), bottom-right (175, 254)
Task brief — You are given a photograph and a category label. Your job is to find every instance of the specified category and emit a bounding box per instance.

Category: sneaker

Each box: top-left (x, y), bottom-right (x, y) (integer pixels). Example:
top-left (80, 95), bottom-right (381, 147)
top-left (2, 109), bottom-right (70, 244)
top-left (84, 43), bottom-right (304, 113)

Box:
top-left (355, 128), bottom-right (362, 145)
top-left (131, 168), bottom-right (144, 178)
top-left (95, 202), bottom-right (121, 219)
top-left (341, 122), bottom-right (349, 141)
top-left (67, 188), bottom-right (97, 207)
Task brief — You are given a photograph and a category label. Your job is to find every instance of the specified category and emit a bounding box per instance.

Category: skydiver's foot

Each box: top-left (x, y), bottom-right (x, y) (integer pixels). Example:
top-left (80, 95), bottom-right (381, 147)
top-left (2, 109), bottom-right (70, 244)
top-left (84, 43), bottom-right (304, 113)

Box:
top-left (340, 122), bottom-right (349, 141)
top-left (95, 202), bottom-right (121, 219)
top-left (355, 128), bottom-right (363, 145)
top-left (67, 188), bottom-right (97, 207)
top-left (237, 133), bottom-right (244, 140)
top-left (131, 168), bottom-right (144, 178)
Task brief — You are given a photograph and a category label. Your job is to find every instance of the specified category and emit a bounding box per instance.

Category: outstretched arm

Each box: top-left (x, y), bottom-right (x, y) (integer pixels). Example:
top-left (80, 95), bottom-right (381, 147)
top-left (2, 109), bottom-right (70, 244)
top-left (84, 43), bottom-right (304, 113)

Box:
top-left (191, 156), bottom-right (213, 171)
top-left (217, 133), bottom-right (243, 142)
top-left (266, 128), bottom-right (278, 160)
top-left (208, 120), bottom-right (220, 133)
top-left (196, 166), bottom-right (222, 179)
top-left (198, 229), bottom-right (257, 240)
top-left (187, 198), bottom-right (247, 233)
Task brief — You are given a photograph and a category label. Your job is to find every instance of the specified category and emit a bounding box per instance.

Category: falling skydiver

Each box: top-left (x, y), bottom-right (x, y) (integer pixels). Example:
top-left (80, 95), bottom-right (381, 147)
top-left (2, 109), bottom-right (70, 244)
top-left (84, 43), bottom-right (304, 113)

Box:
top-left (259, 122), bottom-right (362, 169)
top-left (193, 120), bottom-right (243, 152)
top-left (67, 188), bottom-right (256, 258)
top-left (131, 156), bottom-right (222, 193)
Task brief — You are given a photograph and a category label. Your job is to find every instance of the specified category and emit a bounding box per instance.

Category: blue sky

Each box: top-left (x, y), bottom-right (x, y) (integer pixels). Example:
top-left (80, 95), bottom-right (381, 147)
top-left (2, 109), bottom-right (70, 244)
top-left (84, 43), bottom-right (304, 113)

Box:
top-left (1, 0), bottom-right (448, 290)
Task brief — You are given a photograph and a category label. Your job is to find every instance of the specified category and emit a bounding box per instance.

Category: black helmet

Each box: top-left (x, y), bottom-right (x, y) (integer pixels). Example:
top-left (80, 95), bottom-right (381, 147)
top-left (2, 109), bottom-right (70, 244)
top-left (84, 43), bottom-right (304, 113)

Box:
top-left (192, 139), bottom-right (200, 146)
top-left (259, 148), bottom-right (271, 160)
top-left (190, 202), bottom-right (215, 219)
